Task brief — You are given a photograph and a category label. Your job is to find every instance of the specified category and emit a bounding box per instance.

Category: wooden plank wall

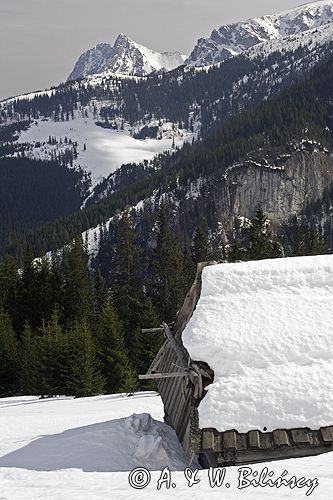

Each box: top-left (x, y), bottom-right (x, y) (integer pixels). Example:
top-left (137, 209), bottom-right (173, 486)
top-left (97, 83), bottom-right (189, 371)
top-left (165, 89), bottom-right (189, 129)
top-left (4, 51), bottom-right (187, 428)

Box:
top-left (156, 263), bottom-right (209, 460)
top-left (156, 342), bottom-right (194, 455)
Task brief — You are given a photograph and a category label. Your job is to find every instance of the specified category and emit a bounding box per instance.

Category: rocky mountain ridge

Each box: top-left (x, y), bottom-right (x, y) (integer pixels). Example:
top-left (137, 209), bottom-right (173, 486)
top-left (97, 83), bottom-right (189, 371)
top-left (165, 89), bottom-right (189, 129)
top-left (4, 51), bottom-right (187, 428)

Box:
top-left (68, 34), bottom-right (186, 80)
top-left (67, 1), bottom-right (333, 82)
top-left (186, 0), bottom-right (333, 66)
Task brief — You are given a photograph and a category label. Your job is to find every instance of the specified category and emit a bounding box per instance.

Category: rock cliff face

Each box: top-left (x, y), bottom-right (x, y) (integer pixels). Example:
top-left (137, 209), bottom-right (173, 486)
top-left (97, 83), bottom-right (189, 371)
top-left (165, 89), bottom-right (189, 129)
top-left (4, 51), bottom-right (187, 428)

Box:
top-left (176, 147), bottom-right (333, 234)
top-left (221, 150), bottom-right (333, 222)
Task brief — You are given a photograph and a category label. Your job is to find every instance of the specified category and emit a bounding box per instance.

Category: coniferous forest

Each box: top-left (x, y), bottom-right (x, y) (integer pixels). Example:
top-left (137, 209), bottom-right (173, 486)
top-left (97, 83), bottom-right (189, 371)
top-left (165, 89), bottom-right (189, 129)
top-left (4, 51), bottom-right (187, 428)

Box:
top-left (0, 202), bottom-right (326, 398)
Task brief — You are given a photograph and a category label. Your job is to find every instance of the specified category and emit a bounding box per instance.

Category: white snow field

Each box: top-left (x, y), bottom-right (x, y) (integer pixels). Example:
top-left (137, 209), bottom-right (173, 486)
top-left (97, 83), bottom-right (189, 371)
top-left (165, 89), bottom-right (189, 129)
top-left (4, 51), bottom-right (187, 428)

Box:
top-left (16, 116), bottom-right (190, 184)
top-left (182, 255), bottom-right (333, 433)
top-left (0, 393), bottom-right (186, 472)
top-left (0, 392), bottom-right (333, 499)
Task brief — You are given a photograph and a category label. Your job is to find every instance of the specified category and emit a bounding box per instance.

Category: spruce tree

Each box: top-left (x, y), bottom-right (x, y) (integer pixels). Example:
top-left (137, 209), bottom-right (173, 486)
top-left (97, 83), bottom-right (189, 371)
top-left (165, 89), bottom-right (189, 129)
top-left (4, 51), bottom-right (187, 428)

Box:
top-left (293, 223), bottom-right (308, 257)
top-left (151, 203), bottom-right (187, 322)
top-left (109, 213), bottom-right (145, 362)
top-left (38, 308), bottom-right (69, 397)
top-left (0, 310), bottom-right (18, 396)
top-left (228, 238), bottom-right (244, 262)
top-left (49, 253), bottom-right (64, 312)
top-left (309, 225), bottom-right (327, 255)
top-left (249, 206), bottom-right (269, 260)
top-left (191, 226), bottom-right (210, 264)
top-left (121, 365), bottom-right (138, 396)
top-left (35, 256), bottom-right (54, 326)
top-left (19, 321), bottom-right (39, 395)
top-left (63, 237), bottom-right (92, 327)
top-left (68, 321), bottom-right (105, 397)
top-left (94, 299), bottom-right (131, 394)
top-left (0, 255), bottom-right (19, 326)
top-left (18, 245), bottom-right (40, 331)
top-left (182, 244), bottom-right (196, 293)
top-left (249, 206), bottom-right (283, 261)
top-left (93, 269), bottom-right (109, 321)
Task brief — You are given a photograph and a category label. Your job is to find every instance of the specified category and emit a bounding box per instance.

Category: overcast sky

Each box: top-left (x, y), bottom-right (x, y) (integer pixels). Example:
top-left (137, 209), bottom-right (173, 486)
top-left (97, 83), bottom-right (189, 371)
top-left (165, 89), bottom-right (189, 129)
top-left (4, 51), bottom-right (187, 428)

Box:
top-left (0, 0), bottom-right (304, 101)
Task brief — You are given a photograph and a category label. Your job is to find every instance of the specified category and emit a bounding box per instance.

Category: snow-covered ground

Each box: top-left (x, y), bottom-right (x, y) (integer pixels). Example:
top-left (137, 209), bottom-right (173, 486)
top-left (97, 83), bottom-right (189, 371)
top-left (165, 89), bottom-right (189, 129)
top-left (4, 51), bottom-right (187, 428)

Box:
top-left (183, 255), bottom-right (333, 433)
top-left (16, 115), bottom-right (191, 184)
top-left (0, 393), bottom-right (187, 471)
top-left (0, 393), bottom-right (332, 499)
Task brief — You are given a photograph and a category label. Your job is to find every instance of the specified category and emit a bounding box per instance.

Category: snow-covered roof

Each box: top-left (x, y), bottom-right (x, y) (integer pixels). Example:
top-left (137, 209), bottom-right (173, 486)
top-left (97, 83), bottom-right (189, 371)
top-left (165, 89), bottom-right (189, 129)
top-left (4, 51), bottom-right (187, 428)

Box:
top-left (182, 255), bottom-right (333, 433)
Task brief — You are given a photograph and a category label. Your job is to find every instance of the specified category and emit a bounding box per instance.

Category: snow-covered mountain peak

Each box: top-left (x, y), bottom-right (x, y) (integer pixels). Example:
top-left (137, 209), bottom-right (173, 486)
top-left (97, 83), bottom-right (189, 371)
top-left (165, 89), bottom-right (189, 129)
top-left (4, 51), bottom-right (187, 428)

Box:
top-left (113, 33), bottom-right (138, 50)
top-left (67, 35), bottom-right (186, 81)
top-left (115, 33), bottom-right (130, 42)
top-left (187, 0), bottom-right (333, 67)
top-left (274, 0), bottom-right (333, 33)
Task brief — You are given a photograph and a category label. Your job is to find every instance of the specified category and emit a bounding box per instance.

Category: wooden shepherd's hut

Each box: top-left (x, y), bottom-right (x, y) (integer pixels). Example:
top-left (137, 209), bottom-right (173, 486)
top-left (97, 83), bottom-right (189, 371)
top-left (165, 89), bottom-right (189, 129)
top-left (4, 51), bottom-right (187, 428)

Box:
top-left (140, 259), bottom-right (333, 467)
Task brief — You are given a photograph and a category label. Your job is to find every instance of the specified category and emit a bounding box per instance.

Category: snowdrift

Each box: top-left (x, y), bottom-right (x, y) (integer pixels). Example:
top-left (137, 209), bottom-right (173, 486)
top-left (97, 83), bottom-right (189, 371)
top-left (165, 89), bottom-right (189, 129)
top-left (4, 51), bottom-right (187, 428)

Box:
top-left (0, 393), bottom-right (187, 472)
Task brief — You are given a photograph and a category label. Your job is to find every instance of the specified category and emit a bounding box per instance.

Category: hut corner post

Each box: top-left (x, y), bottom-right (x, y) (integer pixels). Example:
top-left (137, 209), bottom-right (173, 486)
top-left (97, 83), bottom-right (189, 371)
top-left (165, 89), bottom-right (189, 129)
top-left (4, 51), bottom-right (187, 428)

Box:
top-left (139, 263), bottom-right (216, 463)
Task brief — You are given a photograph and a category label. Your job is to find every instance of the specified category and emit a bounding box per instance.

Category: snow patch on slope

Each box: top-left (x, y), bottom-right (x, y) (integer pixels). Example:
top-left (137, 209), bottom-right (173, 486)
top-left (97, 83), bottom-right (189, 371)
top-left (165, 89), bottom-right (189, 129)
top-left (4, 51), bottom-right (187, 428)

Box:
top-left (14, 114), bottom-right (191, 185)
top-left (183, 255), bottom-right (333, 433)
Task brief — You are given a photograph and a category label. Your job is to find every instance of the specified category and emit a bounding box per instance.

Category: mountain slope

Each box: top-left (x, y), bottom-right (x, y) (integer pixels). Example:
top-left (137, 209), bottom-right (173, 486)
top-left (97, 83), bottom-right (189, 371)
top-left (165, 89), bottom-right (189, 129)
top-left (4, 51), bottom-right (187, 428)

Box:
top-left (3, 18), bottom-right (333, 190)
top-left (68, 34), bottom-right (186, 80)
top-left (2, 2), bottom-right (333, 258)
top-left (0, 157), bottom-right (89, 247)
top-left (7, 49), bottom-right (333, 262)
top-left (1, 15), bottom-right (333, 247)
top-left (187, 0), bottom-right (333, 66)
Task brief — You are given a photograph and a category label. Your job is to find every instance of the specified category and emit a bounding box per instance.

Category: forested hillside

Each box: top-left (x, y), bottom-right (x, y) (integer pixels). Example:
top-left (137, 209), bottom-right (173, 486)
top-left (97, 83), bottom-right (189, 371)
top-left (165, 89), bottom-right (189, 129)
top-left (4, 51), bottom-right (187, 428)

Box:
top-left (3, 51), bottom-right (333, 264)
top-left (0, 26), bottom-right (332, 262)
top-left (0, 158), bottom-right (89, 248)
top-left (1, 200), bottom-right (326, 398)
